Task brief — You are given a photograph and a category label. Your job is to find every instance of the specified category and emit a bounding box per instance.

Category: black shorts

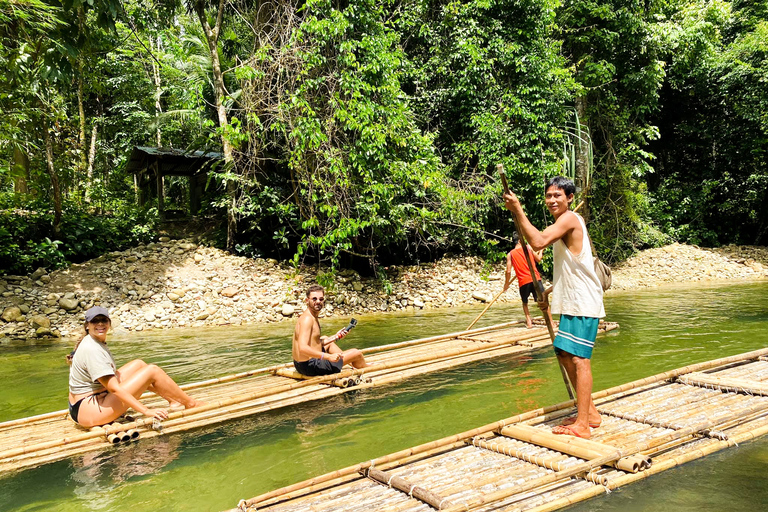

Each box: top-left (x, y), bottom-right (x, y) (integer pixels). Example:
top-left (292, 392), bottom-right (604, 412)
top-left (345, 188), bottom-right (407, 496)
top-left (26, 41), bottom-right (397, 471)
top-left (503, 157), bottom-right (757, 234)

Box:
top-left (293, 355), bottom-right (343, 377)
top-left (519, 282), bottom-right (536, 304)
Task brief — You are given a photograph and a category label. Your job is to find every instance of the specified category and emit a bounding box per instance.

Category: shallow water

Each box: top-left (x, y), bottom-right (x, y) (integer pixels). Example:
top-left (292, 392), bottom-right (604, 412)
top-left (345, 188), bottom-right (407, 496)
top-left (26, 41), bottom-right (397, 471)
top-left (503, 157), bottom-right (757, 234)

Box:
top-left (1, 281), bottom-right (768, 511)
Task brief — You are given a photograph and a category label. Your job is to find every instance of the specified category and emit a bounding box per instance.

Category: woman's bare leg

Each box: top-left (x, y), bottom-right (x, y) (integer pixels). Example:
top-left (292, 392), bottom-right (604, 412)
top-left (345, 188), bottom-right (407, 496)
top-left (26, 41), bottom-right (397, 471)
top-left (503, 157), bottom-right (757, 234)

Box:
top-left (76, 364), bottom-right (202, 427)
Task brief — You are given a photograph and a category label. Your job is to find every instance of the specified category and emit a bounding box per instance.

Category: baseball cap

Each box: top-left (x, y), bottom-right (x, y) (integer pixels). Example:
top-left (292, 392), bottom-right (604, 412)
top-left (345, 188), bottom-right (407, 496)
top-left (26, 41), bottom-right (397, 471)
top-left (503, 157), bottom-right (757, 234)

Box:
top-left (84, 306), bottom-right (110, 322)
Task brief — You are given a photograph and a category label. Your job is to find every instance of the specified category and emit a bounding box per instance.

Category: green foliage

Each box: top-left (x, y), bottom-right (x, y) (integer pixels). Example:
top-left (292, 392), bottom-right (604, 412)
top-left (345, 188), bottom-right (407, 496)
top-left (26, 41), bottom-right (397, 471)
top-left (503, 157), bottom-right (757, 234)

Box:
top-left (646, 0), bottom-right (768, 246)
top-left (0, 196), bottom-right (157, 275)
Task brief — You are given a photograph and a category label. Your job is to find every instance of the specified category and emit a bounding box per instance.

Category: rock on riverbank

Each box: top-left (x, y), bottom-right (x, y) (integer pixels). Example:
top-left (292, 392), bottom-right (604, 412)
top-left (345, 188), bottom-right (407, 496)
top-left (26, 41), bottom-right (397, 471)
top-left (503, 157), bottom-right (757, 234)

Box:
top-left (0, 239), bottom-right (510, 339)
top-left (1, 240), bottom-right (766, 340)
top-left (611, 243), bottom-right (768, 290)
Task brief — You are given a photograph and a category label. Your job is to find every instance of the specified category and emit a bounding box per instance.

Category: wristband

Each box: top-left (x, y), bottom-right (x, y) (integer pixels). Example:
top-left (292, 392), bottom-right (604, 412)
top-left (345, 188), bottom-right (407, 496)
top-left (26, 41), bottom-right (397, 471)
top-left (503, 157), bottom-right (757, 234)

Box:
top-left (320, 353), bottom-right (324, 360)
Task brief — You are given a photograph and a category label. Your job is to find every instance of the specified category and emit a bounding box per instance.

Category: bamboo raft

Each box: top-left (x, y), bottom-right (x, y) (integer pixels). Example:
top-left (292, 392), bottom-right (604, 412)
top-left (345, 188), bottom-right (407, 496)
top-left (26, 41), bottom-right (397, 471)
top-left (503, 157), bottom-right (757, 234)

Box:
top-left (230, 347), bottom-right (768, 512)
top-left (0, 319), bottom-right (617, 476)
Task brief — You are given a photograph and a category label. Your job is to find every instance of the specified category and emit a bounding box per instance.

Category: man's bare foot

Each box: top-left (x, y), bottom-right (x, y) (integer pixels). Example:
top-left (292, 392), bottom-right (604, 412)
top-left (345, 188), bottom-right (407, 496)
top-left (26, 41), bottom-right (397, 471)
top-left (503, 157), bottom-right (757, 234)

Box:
top-left (526, 322), bottom-right (534, 329)
top-left (552, 424), bottom-right (590, 439)
top-left (561, 415), bottom-right (601, 429)
top-left (167, 401), bottom-right (184, 412)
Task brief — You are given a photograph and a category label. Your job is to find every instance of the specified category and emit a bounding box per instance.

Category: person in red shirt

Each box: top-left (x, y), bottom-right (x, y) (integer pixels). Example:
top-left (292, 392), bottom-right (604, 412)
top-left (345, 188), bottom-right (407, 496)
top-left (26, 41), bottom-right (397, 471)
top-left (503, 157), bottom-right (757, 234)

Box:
top-left (504, 237), bottom-right (544, 328)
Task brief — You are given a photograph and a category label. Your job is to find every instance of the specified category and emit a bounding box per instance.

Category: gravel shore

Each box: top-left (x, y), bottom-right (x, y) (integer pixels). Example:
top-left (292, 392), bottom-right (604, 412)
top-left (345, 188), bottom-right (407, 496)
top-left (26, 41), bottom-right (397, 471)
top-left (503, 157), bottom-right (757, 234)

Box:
top-left (1, 240), bottom-right (766, 340)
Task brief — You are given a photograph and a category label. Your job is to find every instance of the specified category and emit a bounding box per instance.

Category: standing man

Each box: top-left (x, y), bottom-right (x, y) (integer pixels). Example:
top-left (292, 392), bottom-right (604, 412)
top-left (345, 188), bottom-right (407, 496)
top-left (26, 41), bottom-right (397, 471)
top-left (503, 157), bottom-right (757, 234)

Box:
top-left (504, 176), bottom-right (605, 439)
top-left (292, 284), bottom-right (369, 377)
top-left (504, 236), bottom-right (544, 328)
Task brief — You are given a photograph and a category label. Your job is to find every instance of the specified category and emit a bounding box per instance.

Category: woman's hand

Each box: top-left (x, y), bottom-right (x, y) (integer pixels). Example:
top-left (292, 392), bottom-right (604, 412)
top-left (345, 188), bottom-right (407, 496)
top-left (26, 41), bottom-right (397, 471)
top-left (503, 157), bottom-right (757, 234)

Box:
top-left (144, 408), bottom-right (169, 421)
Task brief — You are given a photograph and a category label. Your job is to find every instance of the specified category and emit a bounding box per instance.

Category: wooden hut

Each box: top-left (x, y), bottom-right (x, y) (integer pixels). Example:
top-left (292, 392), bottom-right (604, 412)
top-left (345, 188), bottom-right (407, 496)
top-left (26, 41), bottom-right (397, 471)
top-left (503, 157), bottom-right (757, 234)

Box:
top-left (126, 146), bottom-right (222, 220)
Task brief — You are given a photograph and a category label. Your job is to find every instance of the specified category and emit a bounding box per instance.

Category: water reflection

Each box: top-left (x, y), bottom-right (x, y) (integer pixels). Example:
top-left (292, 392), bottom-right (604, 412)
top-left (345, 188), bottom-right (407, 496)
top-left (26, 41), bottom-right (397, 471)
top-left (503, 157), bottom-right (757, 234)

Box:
top-left (70, 436), bottom-right (181, 509)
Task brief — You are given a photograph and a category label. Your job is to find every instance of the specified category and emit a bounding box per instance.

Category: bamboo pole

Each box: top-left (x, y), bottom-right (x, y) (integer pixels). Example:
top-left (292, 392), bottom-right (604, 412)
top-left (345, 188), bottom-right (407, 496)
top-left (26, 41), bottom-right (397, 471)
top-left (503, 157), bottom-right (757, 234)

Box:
top-left (466, 284), bottom-right (512, 331)
top-left (468, 437), bottom-right (609, 486)
top-left (498, 163), bottom-right (573, 401)
top-left (359, 321), bottom-right (522, 356)
top-left (677, 373), bottom-right (768, 396)
top-left (365, 468), bottom-right (451, 510)
top-left (499, 424), bottom-right (649, 473)
top-left (233, 347), bottom-right (768, 511)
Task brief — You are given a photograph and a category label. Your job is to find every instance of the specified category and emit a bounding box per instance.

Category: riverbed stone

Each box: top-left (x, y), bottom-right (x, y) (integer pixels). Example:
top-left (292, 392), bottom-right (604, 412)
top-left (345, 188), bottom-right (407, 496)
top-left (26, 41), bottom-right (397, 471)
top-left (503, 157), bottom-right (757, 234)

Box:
top-left (281, 304), bottom-right (296, 317)
top-left (30, 268), bottom-right (47, 281)
top-left (30, 315), bottom-right (51, 329)
top-left (1, 306), bottom-right (22, 323)
top-left (59, 298), bottom-right (80, 311)
top-left (36, 327), bottom-right (54, 337)
top-left (220, 287), bottom-right (239, 298)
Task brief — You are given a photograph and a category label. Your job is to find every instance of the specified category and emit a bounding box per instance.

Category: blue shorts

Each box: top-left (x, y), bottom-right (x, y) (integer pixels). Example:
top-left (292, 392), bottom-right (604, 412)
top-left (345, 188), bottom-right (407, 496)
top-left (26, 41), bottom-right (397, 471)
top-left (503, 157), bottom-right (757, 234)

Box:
top-left (553, 315), bottom-right (599, 359)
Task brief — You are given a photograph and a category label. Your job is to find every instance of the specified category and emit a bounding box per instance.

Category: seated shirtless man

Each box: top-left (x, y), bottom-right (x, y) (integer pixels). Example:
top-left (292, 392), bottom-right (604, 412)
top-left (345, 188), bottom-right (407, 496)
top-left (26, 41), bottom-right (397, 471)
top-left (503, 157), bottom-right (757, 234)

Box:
top-left (292, 284), bottom-right (369, 376)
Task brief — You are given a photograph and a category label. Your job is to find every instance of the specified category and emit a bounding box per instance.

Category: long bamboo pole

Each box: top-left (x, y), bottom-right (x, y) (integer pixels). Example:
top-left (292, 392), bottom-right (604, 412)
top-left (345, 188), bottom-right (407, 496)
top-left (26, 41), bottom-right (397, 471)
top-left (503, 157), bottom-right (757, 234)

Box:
top-left (498, 163), bottom-right (573, 400)
top-left (233, 347), bottom-right (768, 511)
top-left (466, 283), bottom-right (513, 331)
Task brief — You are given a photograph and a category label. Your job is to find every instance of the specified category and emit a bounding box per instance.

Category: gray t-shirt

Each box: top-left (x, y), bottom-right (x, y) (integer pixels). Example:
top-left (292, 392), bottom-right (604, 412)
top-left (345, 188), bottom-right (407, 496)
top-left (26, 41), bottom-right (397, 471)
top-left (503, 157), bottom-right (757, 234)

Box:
top-left (69, 335), bottom-right (117, 395)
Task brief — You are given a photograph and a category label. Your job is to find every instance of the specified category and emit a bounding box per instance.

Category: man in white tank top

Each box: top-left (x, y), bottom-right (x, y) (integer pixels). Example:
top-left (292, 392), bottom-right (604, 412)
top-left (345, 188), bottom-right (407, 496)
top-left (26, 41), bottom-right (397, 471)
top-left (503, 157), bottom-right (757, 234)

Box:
top-left (504, 176), bottom-right (604, 439)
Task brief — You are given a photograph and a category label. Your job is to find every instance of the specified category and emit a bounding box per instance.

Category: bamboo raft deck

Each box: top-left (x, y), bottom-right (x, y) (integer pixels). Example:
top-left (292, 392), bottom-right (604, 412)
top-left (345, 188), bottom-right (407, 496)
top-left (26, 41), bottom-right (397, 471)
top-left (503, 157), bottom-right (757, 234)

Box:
top-left (230, 347), bottom-right (768, 512)
top-left (0, 320), bottom-right (617, 476)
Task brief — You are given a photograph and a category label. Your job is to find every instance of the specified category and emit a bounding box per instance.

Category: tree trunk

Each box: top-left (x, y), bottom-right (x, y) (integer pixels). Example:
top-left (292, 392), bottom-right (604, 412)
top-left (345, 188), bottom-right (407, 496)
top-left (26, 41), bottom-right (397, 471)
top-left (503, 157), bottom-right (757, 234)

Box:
top-left (12, 147), bottom-right (30, 194)
top-left (194, 0), bottom-right (237, 252)
top-left (149, 35), bottom-right (163, 147)
top-left (43, 123), bottom-right (63, 237)
top-left (574, 95), bottom-right (591, 222)
top-left (84, 118), bottom-right (98, 202)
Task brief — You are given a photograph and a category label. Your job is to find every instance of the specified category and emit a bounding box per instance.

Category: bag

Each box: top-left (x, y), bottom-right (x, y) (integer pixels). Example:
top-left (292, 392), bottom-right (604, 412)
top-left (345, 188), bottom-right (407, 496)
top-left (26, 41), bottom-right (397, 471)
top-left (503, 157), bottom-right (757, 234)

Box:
top-left (593, 257), bottom-right (612, 292)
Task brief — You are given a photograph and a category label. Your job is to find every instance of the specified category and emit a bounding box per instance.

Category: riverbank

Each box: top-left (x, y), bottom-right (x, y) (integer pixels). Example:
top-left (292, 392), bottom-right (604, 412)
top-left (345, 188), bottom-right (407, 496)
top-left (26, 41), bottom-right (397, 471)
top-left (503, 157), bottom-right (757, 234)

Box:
top-left (1, 240), bottom-right (767, 339)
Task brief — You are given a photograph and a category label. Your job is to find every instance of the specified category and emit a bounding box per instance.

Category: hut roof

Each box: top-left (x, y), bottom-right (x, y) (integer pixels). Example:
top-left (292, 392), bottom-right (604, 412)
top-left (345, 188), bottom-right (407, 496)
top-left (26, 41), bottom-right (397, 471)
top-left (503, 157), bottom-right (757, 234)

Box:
top-left (126, 146), bottom-right (223, 177)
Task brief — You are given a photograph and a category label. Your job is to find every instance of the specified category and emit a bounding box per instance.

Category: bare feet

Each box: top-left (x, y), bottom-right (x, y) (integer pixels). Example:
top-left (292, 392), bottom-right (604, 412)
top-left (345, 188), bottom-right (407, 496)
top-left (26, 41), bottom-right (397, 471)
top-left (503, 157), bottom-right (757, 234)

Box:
top-left (185, 399), bottom-right (206, 409)
top-left (552, 424), bottom-right (590, 439)
top-left (526, 322), bottom-right (534, 329)
top-left (561, 415), bottom-right (601, 429)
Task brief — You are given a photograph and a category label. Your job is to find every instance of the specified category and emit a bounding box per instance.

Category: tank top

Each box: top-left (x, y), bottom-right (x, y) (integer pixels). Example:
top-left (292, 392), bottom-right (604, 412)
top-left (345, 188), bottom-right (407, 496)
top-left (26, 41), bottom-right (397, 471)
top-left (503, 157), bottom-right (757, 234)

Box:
top-left (550, 212), bottom-right (605, 318)
top-left (510, 246), bottom-right (541, 286)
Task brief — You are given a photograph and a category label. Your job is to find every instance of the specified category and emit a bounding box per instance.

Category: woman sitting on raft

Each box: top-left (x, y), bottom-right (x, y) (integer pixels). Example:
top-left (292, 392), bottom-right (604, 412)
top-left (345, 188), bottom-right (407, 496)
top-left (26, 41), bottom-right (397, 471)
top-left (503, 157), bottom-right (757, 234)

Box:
top-left (68, 306), bottom-right (204, 427)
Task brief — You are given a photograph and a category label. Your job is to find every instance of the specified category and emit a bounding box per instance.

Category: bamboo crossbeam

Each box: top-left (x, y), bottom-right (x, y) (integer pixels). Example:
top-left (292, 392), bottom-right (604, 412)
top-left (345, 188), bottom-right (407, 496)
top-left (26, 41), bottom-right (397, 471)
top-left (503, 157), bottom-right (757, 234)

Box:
top-left (499, 424), bottom-right (649, 473)
top-left (365, 467), bottom-right (452, 510)
top-left (677, 373), bottom-right (768, 396)
top-left (233, 347), bottom-right (768, 511)
top-left (468, 437), bottom-right (608, 486)
top-left (597, 404), bottom-right (731, 441)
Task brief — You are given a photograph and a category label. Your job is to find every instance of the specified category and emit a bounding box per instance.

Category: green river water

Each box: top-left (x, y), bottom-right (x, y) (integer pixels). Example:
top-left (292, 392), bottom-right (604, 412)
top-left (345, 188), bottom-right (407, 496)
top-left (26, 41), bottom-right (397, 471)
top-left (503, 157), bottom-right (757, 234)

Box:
top-left (1, 281), bottom-right (768, 511)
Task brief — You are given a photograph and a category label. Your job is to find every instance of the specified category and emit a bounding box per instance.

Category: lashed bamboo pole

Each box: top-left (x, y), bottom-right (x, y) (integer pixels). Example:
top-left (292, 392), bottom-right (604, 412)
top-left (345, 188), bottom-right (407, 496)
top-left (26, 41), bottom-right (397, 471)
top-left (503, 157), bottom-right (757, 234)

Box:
top-left (499, 424), bottom-right (649, 473)
top-left (677, 373), bottom-right (768, 396)
top-left (469, 437), bottom-right (609, 486)
top-left (466, 284), bottom-right (511, 331)
top-left (365, 468), bottom-right (451, 510)
top-left (233, 347), bottom-right (768, 511)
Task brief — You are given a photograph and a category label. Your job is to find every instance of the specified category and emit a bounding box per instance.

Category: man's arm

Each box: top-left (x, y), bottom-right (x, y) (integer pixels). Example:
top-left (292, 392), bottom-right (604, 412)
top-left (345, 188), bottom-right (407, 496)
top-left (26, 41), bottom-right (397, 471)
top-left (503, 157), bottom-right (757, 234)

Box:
top-left (503, 250), bottom-right (514, 291)
top-left (529, 245), bottom-right (544, 263)
top-left (503, 192), bottom-right (577, 251)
